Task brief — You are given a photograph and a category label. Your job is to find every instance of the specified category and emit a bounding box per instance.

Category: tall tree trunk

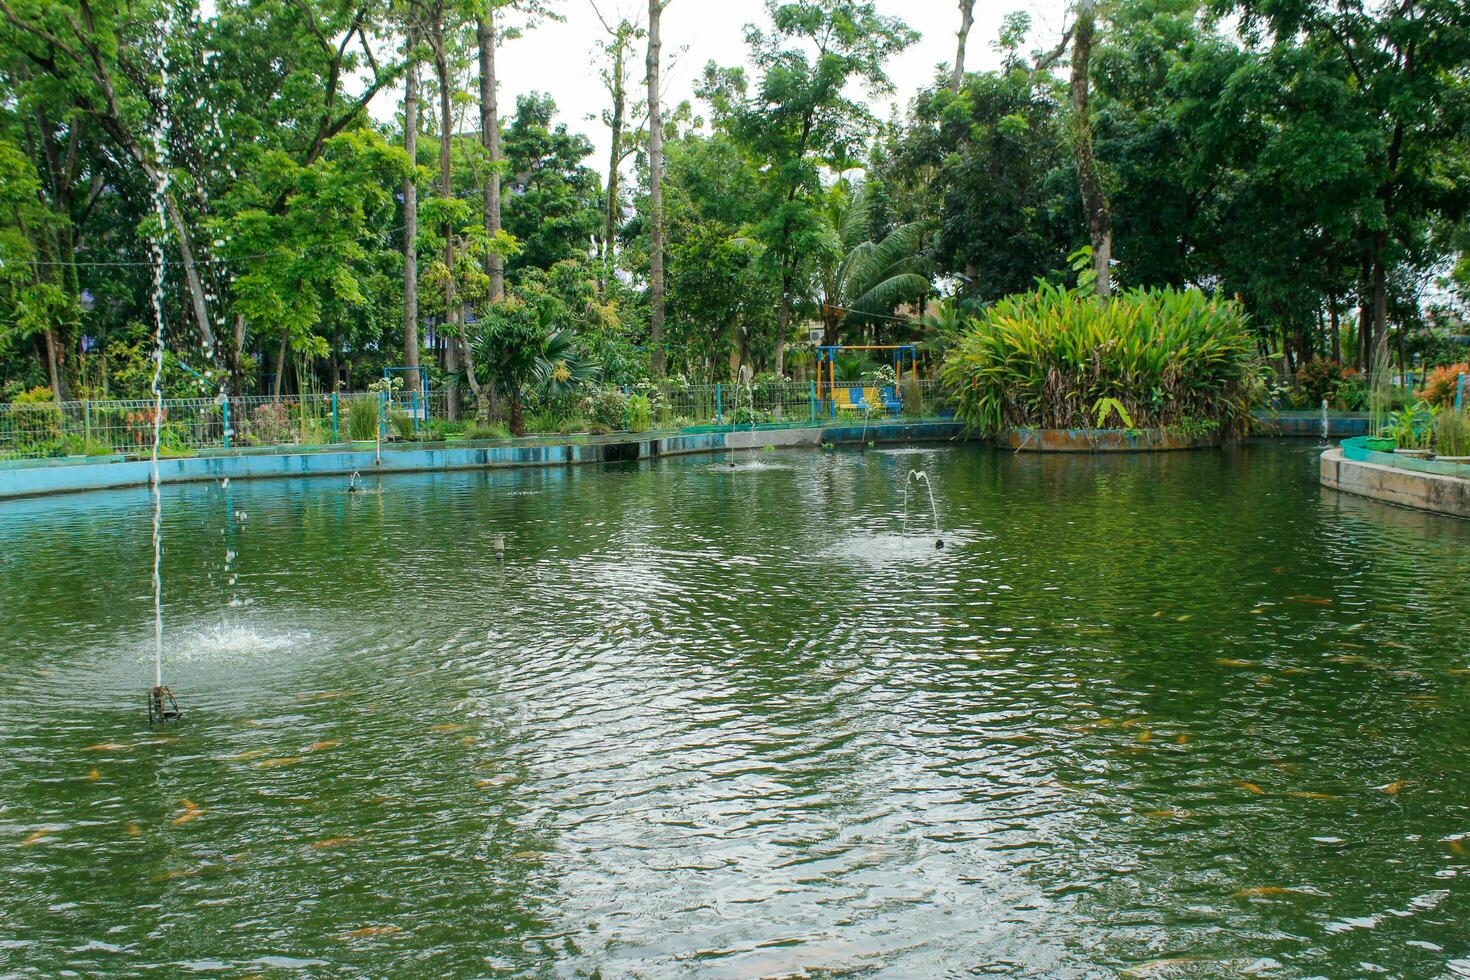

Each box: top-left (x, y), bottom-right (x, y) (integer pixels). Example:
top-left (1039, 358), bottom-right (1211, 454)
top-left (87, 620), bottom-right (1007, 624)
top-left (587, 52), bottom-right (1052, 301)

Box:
top-left (479, 6), bottom-right (504, 303)
top-left (1357, 259), bottom-right (1373, 373)
top-left (951, 0), bottom-right (975, 93)
top-left (1069, 0), bottom-right (1111, 299)
top-left (1370, 237), bottom-right (1389, 381)
top-left (434, 45), bottom-right (465, 421)
top-left (403, 44), bottom-right (420, 374)
top-left (646, 0), bottom-right (668, 377)
top-left (232, 314), bottom-right (247, 393)
top-left (509, 386), bottom-right (524, 436)
top-left (43, 327), bottom-right (67, 403)
top-left (1328, 297), bottom-right (1340, 363)
top-left (602, 33), bottom-right (626, 297)
top-left (272, 332), bottom-right (288, 400)
top-left (775, 279), bottom-right (790, 378)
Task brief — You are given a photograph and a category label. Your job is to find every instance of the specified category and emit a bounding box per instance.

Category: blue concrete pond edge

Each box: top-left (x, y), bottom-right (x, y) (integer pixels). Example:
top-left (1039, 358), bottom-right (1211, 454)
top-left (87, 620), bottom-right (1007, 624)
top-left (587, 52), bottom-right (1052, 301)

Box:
top-left (1339, 435), bottom-right (1470, 479)
top-left (0, 420), bottom-right (968, 500)
top-left (1323, 441), bottom-right (1470, 519)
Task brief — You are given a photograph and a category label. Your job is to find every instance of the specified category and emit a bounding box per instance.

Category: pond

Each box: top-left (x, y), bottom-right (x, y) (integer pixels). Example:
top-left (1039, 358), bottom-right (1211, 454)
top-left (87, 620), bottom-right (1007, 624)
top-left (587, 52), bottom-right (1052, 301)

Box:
top-left (2, 441), bottom-right (1469, 976)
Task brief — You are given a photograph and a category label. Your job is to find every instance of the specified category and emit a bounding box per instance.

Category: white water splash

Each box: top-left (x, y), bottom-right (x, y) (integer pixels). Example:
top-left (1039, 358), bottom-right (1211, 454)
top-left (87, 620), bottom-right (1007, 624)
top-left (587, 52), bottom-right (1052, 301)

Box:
top-left (902, 469), bottom-right (941, 540)
top-left (144, 1), bottom-right (180, 689)
top-left (163, 623), bottom-right (311, 663)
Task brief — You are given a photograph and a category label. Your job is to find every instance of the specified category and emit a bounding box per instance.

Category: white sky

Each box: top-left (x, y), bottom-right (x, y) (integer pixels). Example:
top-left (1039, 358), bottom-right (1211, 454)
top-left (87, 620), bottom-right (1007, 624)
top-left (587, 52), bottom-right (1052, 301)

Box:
top-left (380, 0), bottom-right (1072, 168)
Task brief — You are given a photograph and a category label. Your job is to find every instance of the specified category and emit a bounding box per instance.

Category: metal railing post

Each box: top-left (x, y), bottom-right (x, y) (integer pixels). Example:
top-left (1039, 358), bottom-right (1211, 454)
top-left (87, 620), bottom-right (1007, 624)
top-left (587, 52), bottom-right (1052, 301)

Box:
top-left (809, 381), bottom-right (816, 422)
top-left (331, 391), bottom-right (339, 443)
top-left (716, 383), bottom-right (722, 424)
top-left (221, 397), bottom-right (231, 450)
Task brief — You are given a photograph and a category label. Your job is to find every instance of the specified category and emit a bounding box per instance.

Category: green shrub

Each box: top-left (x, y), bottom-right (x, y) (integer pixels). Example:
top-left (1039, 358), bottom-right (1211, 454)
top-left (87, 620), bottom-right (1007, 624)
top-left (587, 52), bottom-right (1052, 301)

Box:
top-left (248, 401), bottom-right (293, 445)
top-left (1296, 358), bottom-right (1346, 407)
top-left (10, 386), bottom-right (64, 446)
top-left (900, 377), bottom-right (927, 416)
top-left (387, 409), bottom-right (414, 440)
top-left (1331, 373), bottom-right (1368, 411)
top-left (583, 388), bottom-right (628, 429)
top-left (1437, 410), bottom-right (1470, 457)
top-left (939, 283), bottom-right (1261, 436)
top-left (346, 396), bottom-right (379, 441)
top-left (627, 394), bottom-right (651, 433)
top-left (527, 409), bottom-right (566, 433)
top-left (467, 422), bottom-right (511, 440)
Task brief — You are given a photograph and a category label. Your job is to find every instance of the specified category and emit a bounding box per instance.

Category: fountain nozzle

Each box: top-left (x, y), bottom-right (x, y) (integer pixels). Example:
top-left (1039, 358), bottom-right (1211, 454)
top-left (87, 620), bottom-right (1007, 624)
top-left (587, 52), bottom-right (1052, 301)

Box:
top-left (935, 539), bottom-right (945, 550)
top-left (148, 685), bottom-right (181, 724)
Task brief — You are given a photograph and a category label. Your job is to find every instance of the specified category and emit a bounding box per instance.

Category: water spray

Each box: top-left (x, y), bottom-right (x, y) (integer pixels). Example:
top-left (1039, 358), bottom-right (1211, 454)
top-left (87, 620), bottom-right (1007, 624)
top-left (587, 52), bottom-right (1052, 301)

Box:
top-left (144, 0), bottom-right (180, 723)
top-left (903, 469), bottom-right (944, 549)
top-left (1318, 398), bottom-right (1330, 449)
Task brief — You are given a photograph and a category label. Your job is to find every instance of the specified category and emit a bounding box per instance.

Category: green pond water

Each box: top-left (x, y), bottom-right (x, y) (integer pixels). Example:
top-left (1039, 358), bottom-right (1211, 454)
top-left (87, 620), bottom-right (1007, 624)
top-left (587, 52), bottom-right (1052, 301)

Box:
top-left (2, 441), bottom-right (1470, 977)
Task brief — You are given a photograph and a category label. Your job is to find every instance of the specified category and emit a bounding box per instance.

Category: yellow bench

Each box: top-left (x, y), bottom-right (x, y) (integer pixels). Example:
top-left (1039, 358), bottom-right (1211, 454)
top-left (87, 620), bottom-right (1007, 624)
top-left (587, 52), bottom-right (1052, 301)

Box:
top-left (830, 386), bottom-right (880, 415)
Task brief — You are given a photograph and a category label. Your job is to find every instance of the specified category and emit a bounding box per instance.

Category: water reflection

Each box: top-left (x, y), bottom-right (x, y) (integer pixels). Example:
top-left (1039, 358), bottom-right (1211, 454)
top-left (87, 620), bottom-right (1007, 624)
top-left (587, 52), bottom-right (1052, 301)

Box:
top-left (1, 442), bottom-right (1468, 975)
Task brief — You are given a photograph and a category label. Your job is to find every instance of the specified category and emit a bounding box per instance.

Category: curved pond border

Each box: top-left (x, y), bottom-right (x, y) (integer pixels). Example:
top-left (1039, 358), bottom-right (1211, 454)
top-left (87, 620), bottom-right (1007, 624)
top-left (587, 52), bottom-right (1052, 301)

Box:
top-left (1321, 436), bottom-right (1470, 519)
top-left (1001, 427), bottom-right (1222, 452)
top-left (0, 420), bottom-right (966, 501)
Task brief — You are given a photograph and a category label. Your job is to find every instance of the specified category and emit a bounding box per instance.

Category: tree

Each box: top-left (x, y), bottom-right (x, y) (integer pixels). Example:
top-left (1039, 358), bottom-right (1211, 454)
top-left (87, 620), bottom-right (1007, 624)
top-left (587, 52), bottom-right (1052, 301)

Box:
top-left (401, 21), bottom-right (423, 376)
top-left (1218, 0), bottom-right (1470, 373)
top-left (0, 136), bottom-right (78, 400)
top-left (814, 182), bottom-right (930, 345)
top-left (646, 0), bottom-right (671, 376)
top-left (1070, 0), bottom-right (1113, 298)
top-left (653, 123), bottom-right (780, 378)
top-left (471, 277), bottom-right (594, 434)
top-left (501, 93), bottom-right (602, 273)
top-left (707, 0), bottom-right (917, 376)
top-left (951, 0), bottom-right (975, 93)
top-left (220, 131), bottom-right (412, 397)
top-left (423, 0), bottom-right (474, 418)
top-left (479, 1), bottom-right (557, 305)
top-left (873, 65), bottom-right (1074, 301)
top-left (590, 4), bottom-right (645, 296)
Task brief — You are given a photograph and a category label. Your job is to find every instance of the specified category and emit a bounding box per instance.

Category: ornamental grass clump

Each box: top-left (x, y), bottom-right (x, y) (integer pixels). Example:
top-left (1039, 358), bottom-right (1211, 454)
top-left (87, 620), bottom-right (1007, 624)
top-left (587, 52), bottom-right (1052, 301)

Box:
top-left (939, 283), bottom-right (1261, 437)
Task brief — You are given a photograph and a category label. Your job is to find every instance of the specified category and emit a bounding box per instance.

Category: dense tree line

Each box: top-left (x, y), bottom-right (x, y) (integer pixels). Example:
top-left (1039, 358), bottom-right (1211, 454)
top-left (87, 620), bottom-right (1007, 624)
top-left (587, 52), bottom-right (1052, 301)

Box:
top-left (2, 0), bottom-right (1467, 419)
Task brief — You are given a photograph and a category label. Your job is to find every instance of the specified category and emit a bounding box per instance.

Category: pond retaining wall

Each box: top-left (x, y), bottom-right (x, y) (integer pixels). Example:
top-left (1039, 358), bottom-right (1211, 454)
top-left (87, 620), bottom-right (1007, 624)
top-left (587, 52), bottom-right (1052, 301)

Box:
top-left (0, 420), bottom-right (967, 501)
top-left (1320, 438), bottom-right (1470, 519)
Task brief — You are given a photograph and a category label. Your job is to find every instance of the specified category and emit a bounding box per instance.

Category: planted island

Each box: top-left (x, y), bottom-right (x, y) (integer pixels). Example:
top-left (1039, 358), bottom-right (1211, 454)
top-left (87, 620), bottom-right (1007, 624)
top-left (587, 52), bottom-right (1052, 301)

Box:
top-left (939, 284), bottom-right (1262, 451)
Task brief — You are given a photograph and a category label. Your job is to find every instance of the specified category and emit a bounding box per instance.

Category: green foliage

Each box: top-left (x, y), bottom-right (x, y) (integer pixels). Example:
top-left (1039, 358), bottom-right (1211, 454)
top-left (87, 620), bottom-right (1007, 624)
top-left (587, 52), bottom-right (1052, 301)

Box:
top-left (815, 181), bottom-right (931, 344)
top-left (626, 393), bottom-right (651, 433)
top-left (1436, 410), bottom-right (1470, 457)
top-left (1092, 397), bottom-right (1135, 430)
top-left (467, 422), bottom-right (512, 440)
top-left (899, 376), bottom-right (927, 416)
top-left (501, 94), bottom-right (603, 273)
top-left (1385, 401), bottom-right (1437, 451)
top-left (387, 409), bottom-right (415, 440)
top-left (1296, 359), bottom-right (1347, 407)
top-left (940, 283), bottom-right (1261, 436)
top-left (246, 402), bottom-right (294, 446)
top-left (871, 65), bottom-right (1073, 302)
top-left (346, 396), bottom-right (380, 441)
top-left (582, 388), bottom-right (629, 429)
top-left (702, 0), bottom-right (918, 362)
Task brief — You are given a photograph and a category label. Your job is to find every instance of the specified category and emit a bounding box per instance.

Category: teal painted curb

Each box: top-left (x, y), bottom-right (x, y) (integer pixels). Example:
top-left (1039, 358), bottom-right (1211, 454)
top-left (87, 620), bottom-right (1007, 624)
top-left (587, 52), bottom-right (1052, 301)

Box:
top-left (0, 421), bottom-right (969, 501)
top-left (1340, 435), bottom-right (1470, 479)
